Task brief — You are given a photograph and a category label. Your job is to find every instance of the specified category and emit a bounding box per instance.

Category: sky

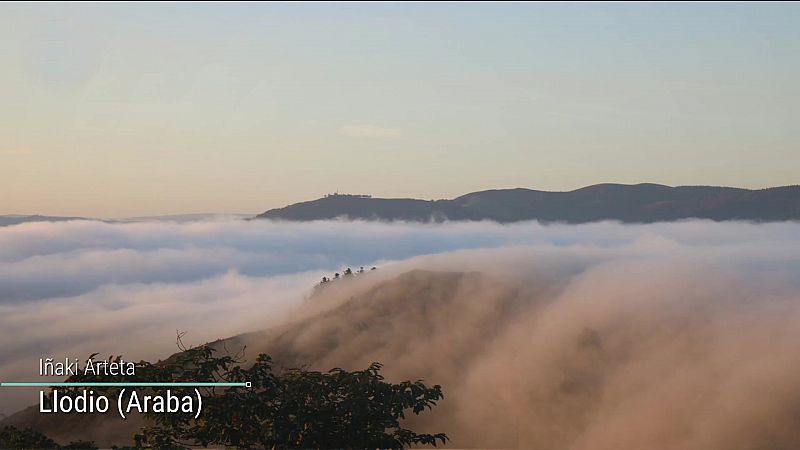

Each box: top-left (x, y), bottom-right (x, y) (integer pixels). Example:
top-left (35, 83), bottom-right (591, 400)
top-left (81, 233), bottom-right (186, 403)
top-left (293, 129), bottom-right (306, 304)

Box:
top-left (1, 2), bottom-right (798, 217)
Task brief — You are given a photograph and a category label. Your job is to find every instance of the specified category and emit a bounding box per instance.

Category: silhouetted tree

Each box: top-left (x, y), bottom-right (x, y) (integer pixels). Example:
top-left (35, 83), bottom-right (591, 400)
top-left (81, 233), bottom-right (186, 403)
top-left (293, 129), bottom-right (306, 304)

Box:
top-left (62, 346), bottom-right (447, 450)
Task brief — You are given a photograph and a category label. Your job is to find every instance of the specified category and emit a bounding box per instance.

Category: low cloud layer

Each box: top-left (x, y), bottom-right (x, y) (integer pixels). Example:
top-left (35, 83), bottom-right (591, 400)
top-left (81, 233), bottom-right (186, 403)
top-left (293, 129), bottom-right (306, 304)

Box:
top-left (1, 219), bottom-right (800, 449)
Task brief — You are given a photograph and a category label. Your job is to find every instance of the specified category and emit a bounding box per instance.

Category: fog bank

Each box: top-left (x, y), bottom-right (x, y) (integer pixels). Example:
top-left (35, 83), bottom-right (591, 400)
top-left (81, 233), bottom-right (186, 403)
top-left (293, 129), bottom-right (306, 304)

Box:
top-left (1, 219), bottom-right (800, 449)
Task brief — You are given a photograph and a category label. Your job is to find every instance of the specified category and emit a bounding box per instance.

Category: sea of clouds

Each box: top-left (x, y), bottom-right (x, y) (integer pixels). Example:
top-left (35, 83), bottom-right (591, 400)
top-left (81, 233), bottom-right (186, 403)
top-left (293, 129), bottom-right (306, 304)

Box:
top-left (1, 218), bottom-right (800, 448)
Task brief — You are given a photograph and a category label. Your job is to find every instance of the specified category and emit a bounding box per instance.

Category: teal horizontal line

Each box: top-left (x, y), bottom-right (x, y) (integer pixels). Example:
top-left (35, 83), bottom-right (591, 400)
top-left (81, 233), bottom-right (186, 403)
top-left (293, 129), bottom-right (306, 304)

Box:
top-left (0, 382), bottom-right (247, 387)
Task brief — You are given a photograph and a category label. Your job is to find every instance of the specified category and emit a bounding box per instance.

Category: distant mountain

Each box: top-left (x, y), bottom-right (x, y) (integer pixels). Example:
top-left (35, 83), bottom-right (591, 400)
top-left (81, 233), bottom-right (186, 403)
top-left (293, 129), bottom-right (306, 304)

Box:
top-left (255, 184), bottom-right (800, 223)
top-left (0, 214), bottom-right (253, 227)
top-left (0, 215), bottom-right (90, 227)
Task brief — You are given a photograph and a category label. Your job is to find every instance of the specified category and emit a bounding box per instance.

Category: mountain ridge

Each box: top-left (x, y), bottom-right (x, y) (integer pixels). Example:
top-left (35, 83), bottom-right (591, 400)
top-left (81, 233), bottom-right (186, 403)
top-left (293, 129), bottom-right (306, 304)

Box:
top-left (255, 183), bottom-right (800, 223)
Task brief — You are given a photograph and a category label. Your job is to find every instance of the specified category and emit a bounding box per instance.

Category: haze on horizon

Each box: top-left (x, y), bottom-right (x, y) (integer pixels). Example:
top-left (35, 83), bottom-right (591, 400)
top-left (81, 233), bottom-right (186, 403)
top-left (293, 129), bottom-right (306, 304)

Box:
top-left (1, 2), bottom-right (798, 217)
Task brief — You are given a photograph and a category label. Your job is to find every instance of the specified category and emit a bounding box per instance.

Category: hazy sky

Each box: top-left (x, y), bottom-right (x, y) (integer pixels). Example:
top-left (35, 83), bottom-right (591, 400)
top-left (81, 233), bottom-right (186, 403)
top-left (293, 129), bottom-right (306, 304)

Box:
top-left (1, 2), bottom-right (798, 217)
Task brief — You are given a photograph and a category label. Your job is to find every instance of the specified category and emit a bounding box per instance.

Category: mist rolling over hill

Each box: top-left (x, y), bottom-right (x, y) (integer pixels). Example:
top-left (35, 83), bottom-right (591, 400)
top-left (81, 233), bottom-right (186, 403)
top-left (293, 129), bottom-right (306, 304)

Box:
top-left (3, 219), bottom-right (800, 447)
top-left (256, 184), bottom-right (800, 223)
top-left (224, 261), bottom-right (800, 449)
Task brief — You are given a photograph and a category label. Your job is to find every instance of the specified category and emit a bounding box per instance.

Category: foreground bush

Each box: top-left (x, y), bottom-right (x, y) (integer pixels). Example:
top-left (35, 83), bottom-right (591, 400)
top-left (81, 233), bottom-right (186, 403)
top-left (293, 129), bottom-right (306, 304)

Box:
top-left (59, 345), bottom-right (448, 449)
